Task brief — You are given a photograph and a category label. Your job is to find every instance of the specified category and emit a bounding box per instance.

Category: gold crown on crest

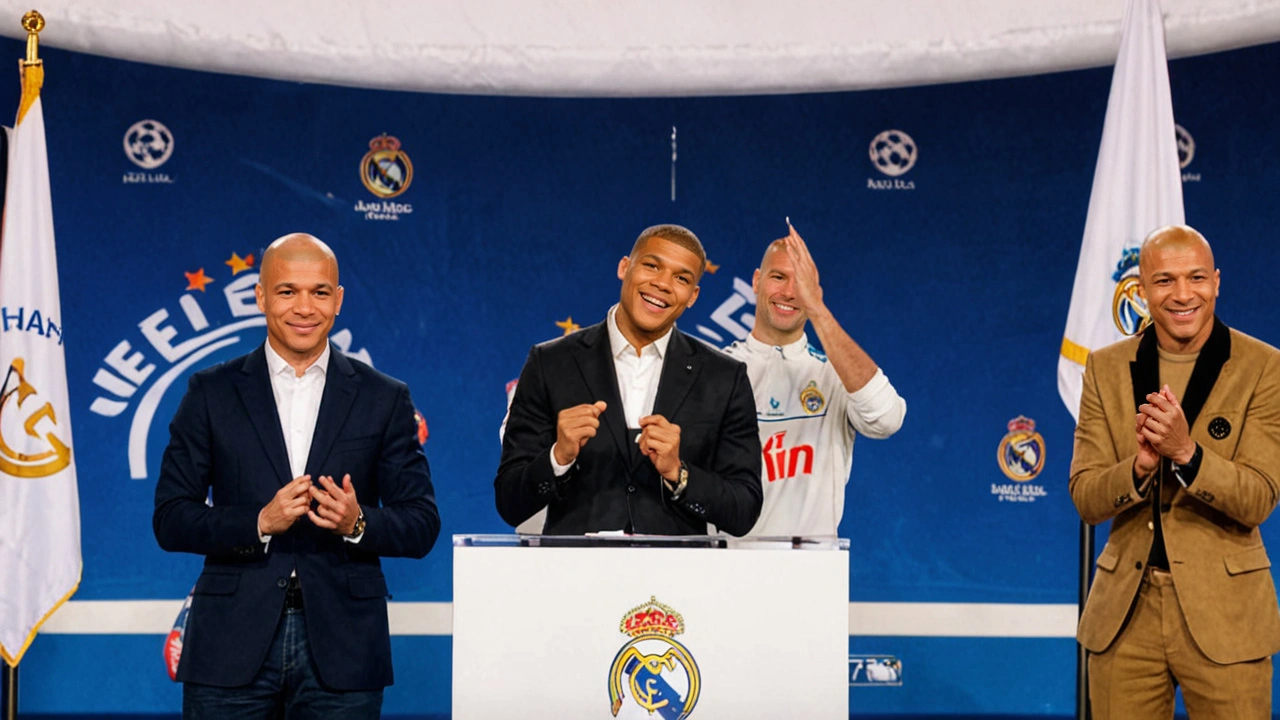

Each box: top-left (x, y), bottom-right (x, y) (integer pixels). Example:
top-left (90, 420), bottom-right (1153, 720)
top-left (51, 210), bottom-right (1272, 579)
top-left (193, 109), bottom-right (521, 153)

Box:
top-left (368, 133), bottom-right (402, 153)
top-left (1006, 415), bottom-right (1036, 433)
top-left (619, 596), bottom-right (685, 638)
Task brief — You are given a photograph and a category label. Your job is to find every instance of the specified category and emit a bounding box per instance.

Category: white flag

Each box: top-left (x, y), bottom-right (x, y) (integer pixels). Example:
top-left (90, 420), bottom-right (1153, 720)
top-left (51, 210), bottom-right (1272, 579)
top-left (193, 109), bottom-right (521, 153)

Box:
top-left (0, 60), bottom-right (81, 667)
top-left (1058, 0), bottom-right (1184, 421)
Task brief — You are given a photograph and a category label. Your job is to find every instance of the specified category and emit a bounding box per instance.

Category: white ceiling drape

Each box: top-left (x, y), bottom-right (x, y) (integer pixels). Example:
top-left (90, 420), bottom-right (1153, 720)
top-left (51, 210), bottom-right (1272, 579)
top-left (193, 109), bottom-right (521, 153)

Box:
top-left (0, 0), bottom-right (1277, 96)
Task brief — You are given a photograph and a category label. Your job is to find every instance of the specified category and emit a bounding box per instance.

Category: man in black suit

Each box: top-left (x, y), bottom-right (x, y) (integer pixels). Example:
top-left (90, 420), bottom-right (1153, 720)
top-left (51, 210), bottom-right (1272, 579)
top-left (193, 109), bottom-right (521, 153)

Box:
top-left (496, 224), bottom-right (762, 536)
top-left (153, 233), bottom-right (440, 718)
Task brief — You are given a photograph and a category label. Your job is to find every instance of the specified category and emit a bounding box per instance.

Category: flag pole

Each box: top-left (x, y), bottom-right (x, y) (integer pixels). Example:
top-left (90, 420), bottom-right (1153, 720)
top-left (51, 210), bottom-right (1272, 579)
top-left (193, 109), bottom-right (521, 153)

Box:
top-left (1, 663), bottom-right (15, 720)
top-left (1077, 521), bottom-right (1094, 720)
top-left (0, 14), bottom-right (44, 719)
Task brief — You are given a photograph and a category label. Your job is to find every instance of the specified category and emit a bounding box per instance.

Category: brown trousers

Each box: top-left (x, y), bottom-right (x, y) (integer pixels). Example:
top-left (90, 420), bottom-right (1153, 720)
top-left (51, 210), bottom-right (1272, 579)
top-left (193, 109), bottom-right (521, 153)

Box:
top-left (1089, 568), bottom-right (1272, 719)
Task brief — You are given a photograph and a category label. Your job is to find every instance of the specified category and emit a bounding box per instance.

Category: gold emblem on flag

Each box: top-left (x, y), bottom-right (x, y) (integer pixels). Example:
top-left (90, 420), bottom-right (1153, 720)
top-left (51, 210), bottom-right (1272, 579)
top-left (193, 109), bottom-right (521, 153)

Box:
top-left (1111, 247), bottom-right (1150, 336)
top-left (0, 357), bottom-right (72, 477)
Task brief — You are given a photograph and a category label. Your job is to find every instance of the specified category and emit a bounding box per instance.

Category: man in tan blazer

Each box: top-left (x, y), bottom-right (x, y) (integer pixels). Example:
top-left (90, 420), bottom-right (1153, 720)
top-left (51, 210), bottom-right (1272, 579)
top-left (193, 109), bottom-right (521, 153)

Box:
top-left (1071, 225), bottom-right (1280, 719)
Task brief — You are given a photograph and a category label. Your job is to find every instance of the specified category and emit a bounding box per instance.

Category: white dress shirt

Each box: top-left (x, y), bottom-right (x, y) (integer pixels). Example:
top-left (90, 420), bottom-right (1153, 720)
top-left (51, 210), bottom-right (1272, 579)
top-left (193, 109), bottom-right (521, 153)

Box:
top-left (264, 340), bottom-right (329, 481)
top-left (258, 341), bottom-right (361, 546)
top-left (550, 305), bottom-right (674, 475)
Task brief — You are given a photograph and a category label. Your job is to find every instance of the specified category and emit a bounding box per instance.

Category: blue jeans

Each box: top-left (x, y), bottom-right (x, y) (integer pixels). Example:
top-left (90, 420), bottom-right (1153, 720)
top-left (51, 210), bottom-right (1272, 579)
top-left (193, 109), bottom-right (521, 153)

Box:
top-left (183, 606), bottom-right (383, 719)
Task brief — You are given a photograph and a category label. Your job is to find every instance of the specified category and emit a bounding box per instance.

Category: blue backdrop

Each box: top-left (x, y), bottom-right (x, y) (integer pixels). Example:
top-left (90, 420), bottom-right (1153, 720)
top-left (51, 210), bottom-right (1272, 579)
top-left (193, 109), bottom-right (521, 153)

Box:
top-left (6, 35), bottom-right (1280, 717)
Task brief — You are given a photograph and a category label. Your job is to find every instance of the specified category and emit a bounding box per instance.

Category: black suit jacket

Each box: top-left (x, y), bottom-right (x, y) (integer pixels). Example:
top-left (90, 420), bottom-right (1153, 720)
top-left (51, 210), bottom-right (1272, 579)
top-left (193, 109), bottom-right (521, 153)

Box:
top-left (495, 321), bottom-right (762, 536)
top-left (153, 344), bottom-right (440, 690)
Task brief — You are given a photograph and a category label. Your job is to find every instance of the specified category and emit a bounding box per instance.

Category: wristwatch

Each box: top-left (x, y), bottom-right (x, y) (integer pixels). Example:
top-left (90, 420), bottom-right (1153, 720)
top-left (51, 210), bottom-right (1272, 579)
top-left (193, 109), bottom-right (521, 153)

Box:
top-left (670, 462), bottom-right (689, 500)
top-left (346, 509), bottom-right (366, 539)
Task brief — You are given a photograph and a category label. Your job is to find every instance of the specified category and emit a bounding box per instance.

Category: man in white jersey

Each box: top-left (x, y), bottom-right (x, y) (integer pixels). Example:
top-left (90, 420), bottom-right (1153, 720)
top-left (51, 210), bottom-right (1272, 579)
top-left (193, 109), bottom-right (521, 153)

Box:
top-left (723, 224), bottom-right (906, 537)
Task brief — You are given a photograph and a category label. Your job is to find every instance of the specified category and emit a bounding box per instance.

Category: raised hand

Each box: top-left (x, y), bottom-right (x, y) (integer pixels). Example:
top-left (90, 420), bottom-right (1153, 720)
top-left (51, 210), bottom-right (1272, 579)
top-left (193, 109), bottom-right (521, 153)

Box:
top-left (782, 223), bottom-right (826, 316)
top-left (638, 413), bottom-right (682, 481)
top-left (309, 473), bottom-right (361, 535)
top-left (258, 475), bottom-right (313, 536)
top-left (554, 401), bottom-right (608, 466)
top-left (1138, 384), bottom-right (1196, 464)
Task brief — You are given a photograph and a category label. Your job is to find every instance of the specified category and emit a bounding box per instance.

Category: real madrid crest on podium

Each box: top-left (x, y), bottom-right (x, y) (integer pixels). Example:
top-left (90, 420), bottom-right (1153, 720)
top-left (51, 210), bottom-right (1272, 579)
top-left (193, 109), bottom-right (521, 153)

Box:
top-left (608, 596), bottom-right (701, 719)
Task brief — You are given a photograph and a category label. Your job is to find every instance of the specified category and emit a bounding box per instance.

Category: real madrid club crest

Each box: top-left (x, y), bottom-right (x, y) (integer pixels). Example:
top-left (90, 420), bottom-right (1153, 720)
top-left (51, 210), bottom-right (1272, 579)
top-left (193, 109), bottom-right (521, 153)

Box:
top-left (609, 596), bottom-right (701, 719)
top-left (799, 380), bottom-right (825, 415)
top-left (1111, 247), bottom-right (1149, 336)
top-left (997, 415), bottom-right (1044, 482)
top-left (360, 133), bottom-right (413, 198)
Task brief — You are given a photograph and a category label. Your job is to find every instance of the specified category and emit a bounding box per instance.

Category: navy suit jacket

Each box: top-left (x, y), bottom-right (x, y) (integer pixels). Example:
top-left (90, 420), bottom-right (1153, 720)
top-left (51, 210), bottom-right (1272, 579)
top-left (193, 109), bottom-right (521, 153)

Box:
top-left (495, 322), bottom-right (762, 536)
top-left (153, 343), bottom-right (440, 690)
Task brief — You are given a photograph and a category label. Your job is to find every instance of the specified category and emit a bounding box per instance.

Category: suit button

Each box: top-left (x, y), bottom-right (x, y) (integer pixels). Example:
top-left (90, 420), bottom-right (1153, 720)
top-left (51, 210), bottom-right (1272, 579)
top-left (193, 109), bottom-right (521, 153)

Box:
top-left (1148, 521), bottom-right (1154, 530)
top-left (277, 578), bottom-right (288, 589)
top-left (627, 485), bottom-right (636, 493)
top-left (1134, 561), bottom-right (1143, 570)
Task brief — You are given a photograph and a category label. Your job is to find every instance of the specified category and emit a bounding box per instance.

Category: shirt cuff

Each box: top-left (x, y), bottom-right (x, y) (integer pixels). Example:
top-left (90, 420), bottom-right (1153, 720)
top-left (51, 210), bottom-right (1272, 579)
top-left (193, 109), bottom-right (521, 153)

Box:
top-left (257, 509), bottom-right (271, 551)
top-left (1132, 467), bottom-right (1156, 497)
top-left (1171, 443), bottom-right (1203, 487)
top-left (549, 447), bottom-right (574, 477)
top-left (342, 532), bottom-right (364, 544)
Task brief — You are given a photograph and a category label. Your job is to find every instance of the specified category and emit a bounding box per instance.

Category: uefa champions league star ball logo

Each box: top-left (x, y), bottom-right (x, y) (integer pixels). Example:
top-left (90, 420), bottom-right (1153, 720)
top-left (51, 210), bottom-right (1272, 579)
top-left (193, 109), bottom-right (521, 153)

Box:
top-left (1175, 124), bottom-right (1195, 170)
top-left (123, 119), bottom-right (174, 170)
top-left (869, 129), bottom-right (918, 177)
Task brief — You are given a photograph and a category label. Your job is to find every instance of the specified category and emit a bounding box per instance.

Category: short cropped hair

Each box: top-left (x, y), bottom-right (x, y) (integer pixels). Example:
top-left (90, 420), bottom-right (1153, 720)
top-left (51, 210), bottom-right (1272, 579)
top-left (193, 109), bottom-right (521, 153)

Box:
top-left (631, 224), bottom-right (707, 276)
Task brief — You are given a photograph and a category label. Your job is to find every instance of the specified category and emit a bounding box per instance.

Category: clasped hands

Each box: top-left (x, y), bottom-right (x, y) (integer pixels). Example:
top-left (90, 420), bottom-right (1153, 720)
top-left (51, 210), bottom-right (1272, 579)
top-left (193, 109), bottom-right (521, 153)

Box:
top-left (258, 473), bottom-right (361, 537)
top-left (1134, 384), bottom-right (1197, 478)
top-left (554, 401), bottom-right (683, 481)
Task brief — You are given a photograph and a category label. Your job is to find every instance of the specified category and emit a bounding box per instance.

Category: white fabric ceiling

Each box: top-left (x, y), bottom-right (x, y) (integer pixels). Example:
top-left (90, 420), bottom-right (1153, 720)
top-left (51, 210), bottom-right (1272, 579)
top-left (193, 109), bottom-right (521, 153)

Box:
top-left (0, 0), bottom-right (1276, 97)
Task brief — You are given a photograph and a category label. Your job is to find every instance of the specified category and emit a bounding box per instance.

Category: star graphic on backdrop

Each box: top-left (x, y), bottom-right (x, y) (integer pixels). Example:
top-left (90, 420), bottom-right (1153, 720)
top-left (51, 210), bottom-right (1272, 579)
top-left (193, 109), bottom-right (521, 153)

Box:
top-left (184, 268), bottom-right (215, 292)
top-left (225, 252), bottom-right (255, 275)
top-left (705, 260), bottom-right (720, 275)
top-left (555, 317), bottom-right (580, 335)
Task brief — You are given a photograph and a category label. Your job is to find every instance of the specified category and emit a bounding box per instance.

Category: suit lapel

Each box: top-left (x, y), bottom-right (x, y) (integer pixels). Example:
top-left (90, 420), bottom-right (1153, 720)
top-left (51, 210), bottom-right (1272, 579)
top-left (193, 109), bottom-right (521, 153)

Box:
top-left (235, 346), bottom-right (292, 486)
top-left (1129, 325), bottom-right (1160, 414)
top-left (1180, 317), bottom-right (1231, 429)
top-left (1130, 318), bottom-right (1232, 429)
top-left (571, 323), bottom-right (630, 461)
top-left (304, 345), bottom-right (358, 477)
top-left (653, 330), bottom-right (700, 422)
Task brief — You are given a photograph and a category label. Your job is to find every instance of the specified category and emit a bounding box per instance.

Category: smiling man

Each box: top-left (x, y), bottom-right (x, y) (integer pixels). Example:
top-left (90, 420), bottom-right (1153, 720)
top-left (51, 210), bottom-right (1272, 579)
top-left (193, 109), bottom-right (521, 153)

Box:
top-left (723, 223), bottom-right (905, 537)
top-left (495, 224), bottom-right (762, 536)
top-left (154, 233), bottom-right (440, 718)
top-left (1070, 225), bottom-right (1280, 719)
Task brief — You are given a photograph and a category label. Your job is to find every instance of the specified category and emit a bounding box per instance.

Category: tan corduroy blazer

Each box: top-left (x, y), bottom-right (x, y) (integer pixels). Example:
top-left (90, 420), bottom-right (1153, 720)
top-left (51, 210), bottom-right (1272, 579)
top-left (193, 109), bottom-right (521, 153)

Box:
top-left (1070, 319), bottom-right (1280, 664)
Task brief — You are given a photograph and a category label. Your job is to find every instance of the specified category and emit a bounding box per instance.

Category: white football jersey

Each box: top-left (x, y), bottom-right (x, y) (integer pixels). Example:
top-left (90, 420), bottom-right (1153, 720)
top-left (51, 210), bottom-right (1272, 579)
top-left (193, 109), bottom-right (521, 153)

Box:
top-left (723, 333), bottom-right (905, 537)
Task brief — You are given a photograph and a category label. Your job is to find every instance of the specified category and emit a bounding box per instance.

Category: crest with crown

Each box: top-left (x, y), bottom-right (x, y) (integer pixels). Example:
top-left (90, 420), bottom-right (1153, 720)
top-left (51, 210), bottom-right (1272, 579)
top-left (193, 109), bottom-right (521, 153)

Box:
top-left (619, 596), bottom-right (685, 638)
top-left (1006, 415), bottom-right (1037, 434)
top-left (368, 133), bottom-right (402, 154)
top-left (1111, 247), bottom-right (1141, 282)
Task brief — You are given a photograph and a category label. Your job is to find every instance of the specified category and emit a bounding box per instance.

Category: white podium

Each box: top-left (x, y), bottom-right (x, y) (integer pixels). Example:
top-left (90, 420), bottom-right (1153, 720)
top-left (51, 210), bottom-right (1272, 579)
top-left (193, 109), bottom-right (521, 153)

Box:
top-left (452, 534), bottom-right (849, 720)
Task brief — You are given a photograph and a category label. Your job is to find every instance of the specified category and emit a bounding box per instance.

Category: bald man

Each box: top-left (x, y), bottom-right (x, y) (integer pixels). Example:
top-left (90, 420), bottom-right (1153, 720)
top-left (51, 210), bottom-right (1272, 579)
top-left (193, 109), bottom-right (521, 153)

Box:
top-left (1070, 225), bottom-right (1280, 719)
top-left (154, 233), bottom-right (440, 718)
top-left (723, 224), bottom-right (905, 537)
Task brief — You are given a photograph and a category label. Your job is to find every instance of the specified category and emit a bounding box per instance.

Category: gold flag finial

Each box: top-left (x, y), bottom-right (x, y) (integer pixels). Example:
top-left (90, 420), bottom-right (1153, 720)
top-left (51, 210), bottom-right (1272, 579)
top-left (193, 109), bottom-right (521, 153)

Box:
top-left (22, 10), bottom-right (44, 66)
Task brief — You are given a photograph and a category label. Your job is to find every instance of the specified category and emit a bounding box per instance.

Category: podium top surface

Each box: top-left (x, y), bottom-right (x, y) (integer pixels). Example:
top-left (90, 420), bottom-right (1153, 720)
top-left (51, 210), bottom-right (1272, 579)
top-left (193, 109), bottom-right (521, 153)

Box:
top-left (452, 534), bottom-right (849, 550)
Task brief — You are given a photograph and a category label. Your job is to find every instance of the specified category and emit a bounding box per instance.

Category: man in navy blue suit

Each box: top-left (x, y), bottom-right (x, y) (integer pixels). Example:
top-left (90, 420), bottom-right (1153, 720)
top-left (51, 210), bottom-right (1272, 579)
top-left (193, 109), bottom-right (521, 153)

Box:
top-left (153, 233), bottom-right (440, 718)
